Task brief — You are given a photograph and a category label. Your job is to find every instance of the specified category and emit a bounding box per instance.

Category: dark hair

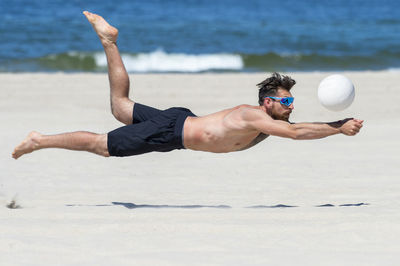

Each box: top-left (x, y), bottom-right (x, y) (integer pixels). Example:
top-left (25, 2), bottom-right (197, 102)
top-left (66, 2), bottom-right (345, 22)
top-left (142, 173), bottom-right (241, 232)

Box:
top-left (257, 72), bottom-right (296, 105)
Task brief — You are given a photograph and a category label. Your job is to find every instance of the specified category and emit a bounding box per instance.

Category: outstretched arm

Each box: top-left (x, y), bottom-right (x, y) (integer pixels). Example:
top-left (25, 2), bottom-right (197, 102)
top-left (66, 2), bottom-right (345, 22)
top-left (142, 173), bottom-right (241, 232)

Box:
top-left (286, 119), bottom-right (363, 139)
top-left (245, 109), bottom-right (363, 140)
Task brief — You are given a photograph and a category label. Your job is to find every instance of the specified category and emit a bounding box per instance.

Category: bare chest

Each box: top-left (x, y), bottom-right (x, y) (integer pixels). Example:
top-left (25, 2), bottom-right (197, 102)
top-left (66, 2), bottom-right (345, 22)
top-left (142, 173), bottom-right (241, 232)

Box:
top-left (185, 114), bottom-right (269, 152)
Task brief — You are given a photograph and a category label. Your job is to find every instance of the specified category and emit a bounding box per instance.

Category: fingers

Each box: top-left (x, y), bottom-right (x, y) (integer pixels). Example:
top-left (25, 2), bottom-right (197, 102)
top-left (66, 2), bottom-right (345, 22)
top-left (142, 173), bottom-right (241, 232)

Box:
top-left (353, 119), bottom-right (364, 132)
top-left (349, 123), bottom-right (362, 135)
top-left (346, 129), bottom-right (358, 136)
top-left (341, 118), bottom-right (364, 130)
top-left (353, 119), bottom-right (364, 124)
top-left (340, 118), bottom-right (364, 136)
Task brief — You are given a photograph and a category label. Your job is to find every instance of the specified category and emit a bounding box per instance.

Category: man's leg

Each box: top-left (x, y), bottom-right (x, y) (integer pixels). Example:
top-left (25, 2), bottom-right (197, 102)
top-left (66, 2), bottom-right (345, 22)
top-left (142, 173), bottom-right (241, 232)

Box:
top-left (84, 11), bottom-right (134, 125)
top-left (12, 131), bottom-right (109, 159)
top-left (12, 13), bottom-right (138, 160)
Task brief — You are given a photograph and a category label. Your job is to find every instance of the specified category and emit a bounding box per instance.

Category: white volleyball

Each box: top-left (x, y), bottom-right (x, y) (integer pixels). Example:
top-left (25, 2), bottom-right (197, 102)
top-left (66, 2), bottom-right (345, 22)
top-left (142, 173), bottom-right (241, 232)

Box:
top-left (318, 74), bottom-right (355, 111)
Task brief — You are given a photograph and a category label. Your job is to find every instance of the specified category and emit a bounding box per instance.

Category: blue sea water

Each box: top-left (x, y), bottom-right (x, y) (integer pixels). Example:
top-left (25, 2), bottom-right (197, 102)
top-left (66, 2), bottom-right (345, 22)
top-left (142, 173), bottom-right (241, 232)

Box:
top-left (1, 0), bottom-right (399, 72)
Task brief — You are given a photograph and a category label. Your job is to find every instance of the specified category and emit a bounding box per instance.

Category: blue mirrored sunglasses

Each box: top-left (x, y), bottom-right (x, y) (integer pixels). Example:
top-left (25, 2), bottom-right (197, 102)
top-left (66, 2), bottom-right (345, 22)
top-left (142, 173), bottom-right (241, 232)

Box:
top-left (264, 96), bottom-right (294, 106)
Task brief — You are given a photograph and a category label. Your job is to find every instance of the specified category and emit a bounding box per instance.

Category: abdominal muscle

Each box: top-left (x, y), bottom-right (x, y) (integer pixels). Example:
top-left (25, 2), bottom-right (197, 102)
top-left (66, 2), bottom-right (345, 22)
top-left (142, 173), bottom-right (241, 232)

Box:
top-left (183, 105), bottom-right (267, 153)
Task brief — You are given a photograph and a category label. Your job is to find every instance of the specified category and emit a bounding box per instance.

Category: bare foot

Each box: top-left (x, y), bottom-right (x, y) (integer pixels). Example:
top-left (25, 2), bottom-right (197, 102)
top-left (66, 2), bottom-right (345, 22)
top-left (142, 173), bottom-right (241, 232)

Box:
top-left (83, 11), bottom-right (118, 46)
top-left (12, 131), bottom-right (42, 159)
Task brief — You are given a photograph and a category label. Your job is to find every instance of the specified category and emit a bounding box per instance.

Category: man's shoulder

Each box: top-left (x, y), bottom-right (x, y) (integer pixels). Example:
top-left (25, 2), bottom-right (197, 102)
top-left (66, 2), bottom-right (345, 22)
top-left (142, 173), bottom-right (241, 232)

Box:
top-left (234, 104), bottom-right (270, 121)
top-left (234, 104), bottom-right (258, 110)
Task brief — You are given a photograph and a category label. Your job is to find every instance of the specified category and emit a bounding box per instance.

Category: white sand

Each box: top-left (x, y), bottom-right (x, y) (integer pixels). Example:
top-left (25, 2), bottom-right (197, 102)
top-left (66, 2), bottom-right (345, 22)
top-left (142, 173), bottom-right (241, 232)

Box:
top-left (1, 72), bottom-right (399, 265)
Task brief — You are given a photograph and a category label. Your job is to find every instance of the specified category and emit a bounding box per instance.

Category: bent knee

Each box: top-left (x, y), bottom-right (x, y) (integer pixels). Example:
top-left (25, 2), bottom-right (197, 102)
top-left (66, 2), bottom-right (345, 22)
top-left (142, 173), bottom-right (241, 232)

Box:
top-left (95, 134), bottom-right (110, 157)
top-left (111, 98), bottom-right (134, 124)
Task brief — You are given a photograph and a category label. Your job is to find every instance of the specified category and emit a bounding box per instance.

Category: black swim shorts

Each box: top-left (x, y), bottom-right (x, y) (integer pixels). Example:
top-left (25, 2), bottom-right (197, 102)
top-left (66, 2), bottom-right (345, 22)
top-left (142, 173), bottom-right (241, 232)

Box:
top-left (107, 103), bottom-right (196, 157)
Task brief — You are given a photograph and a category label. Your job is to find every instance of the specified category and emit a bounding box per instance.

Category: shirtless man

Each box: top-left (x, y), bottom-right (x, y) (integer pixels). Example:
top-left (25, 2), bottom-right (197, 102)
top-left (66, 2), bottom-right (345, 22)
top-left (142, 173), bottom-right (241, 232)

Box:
top-left (12, 11), bottom-right (363, 159)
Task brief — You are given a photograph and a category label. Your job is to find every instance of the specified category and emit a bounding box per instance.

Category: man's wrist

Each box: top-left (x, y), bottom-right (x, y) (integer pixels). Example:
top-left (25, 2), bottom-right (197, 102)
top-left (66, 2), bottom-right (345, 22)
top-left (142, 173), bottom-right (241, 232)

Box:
top-left (328, 120), bottom-right (344, 134)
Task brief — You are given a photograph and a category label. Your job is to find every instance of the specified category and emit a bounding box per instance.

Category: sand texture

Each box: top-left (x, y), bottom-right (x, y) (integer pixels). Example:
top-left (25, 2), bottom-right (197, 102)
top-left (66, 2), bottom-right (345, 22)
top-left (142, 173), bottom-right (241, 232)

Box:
top-left (1, 72), bottom-right (399, 265)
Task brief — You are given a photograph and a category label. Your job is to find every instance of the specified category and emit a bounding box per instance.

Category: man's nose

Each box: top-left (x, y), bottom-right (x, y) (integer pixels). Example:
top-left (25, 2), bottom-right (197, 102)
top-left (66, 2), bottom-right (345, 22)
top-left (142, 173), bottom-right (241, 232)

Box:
top-left (288, 103), bottom-right (294, 110)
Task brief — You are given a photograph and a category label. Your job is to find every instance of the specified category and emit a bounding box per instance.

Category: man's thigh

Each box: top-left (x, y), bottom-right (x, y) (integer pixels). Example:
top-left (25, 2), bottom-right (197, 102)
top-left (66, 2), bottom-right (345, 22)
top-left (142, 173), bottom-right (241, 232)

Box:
top-left (132, 103), bottom-right (163, 123)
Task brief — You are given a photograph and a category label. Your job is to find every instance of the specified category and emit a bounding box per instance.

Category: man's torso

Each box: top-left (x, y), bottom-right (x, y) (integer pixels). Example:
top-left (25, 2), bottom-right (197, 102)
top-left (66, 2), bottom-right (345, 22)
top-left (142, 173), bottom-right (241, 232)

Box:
top-left (183, 105), bottom-right (269, 153)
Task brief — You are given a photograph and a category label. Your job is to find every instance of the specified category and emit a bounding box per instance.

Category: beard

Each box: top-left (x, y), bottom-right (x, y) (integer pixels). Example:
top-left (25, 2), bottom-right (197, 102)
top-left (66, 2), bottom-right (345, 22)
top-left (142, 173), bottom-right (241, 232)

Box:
top-left (271, 111), bottom-right (291, 122)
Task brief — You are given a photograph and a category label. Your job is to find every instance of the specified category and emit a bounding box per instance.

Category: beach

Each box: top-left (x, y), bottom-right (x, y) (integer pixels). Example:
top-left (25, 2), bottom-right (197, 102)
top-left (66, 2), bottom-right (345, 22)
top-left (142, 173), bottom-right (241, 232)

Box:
top-left (1, 72), bottom-right (399, 265)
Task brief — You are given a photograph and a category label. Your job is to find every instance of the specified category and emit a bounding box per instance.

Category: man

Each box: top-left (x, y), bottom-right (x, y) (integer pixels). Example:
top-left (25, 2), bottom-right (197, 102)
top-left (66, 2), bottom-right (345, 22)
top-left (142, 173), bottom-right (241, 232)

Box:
top-left (12, 11), bottom-right (363, 159)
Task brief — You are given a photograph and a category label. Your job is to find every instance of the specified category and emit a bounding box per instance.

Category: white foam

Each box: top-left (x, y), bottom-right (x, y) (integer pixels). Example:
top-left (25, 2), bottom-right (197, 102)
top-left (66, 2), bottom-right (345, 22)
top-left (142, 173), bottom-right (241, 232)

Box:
top-left (387, 67), bottom-right (400, 72)
top-left (94, 49), bottom-right (243, 72)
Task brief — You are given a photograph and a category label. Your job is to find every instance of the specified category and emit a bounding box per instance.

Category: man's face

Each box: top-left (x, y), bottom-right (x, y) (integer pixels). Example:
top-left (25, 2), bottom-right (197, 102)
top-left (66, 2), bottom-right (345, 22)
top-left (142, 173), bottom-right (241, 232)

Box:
top-left (264, 88), bottom-right (294, 121)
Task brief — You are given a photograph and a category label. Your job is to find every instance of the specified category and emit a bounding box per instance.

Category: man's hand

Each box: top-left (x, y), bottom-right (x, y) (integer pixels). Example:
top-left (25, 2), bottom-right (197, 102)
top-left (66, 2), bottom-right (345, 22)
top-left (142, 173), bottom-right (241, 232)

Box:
top-left (339, 118), bottom-right (364, 136)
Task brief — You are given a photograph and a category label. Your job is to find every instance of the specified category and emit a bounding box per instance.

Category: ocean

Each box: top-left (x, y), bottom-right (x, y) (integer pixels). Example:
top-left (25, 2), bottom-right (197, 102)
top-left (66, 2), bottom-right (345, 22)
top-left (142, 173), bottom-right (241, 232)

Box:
top-left (1, 0), bottom-right (399, 73)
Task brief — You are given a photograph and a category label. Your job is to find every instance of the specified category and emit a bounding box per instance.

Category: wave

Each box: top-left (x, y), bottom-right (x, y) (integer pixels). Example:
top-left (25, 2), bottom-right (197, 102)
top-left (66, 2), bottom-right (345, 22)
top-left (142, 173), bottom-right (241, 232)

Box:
top-left (2, 50), bottom-right (400, 72)
top-left (37, 50), bottom-right (243, 72)
top-left (107, 50), bottom-right (243, 72)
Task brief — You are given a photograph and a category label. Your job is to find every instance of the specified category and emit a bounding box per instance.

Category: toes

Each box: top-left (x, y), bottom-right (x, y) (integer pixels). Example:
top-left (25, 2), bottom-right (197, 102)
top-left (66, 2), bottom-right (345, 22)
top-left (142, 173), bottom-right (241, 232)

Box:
top-left (83, 11), bottom-right (96, 22)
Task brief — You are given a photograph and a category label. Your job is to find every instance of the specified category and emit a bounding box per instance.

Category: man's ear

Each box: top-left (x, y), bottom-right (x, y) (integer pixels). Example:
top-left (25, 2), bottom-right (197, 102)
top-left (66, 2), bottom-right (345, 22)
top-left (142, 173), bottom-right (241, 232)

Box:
top-left (263, 98), bottom-right (272, 107)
